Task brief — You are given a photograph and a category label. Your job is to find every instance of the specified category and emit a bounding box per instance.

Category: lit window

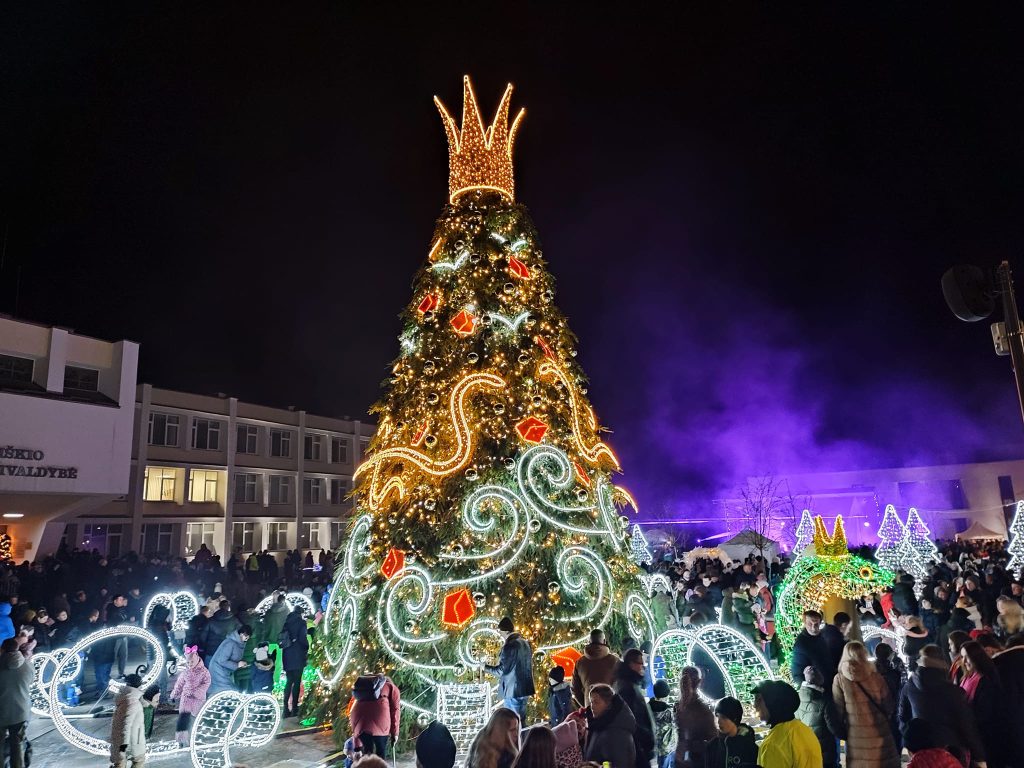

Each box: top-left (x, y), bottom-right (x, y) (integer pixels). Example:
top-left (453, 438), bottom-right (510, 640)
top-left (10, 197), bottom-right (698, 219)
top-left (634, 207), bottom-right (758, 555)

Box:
top-left (270, 429), bottom-right (292, 458)
top-left (301, 522), bottom-right (321, 550)
top-left (143, 467), bottom-right (177, 502)
top-left (188, 469), bottom-right (219, 502)
top-left (148, 413), bottom-right (180, 447)
top-left (63, 365), bottom-right (99, 392)
top-left (270, 475), bottom-right (291, 504)
top-left (237, 425), bottom-right (258, 454)
top-left (191, 419), bottom-right (222, 450)
top-left (234, 473), bottom-right (258, 503)
top-left (185, 522), bottom-right (216, 555)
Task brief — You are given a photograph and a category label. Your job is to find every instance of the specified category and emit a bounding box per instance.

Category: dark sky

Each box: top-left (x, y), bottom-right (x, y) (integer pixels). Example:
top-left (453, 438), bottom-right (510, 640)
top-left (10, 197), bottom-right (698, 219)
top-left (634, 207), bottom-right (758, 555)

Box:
top-left (5, 4), bottom-right (1024, 517)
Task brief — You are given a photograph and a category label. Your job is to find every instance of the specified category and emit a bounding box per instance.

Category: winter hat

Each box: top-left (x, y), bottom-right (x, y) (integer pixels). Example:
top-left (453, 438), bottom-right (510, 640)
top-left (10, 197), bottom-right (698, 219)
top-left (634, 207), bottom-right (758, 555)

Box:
top-left (653, 680), bottom-right (670, 699)
top-left (714, 696), bottom-right (744, 727)
top-left (497, 616), bottom-right (514, 633)
top-left (753, 680), bottom-right (800, 725)
top-left (254, 643), bottom-right (270, 662)
top-left (548, 665), bottom-right (565, 684)
top-left (416, 721), bottom-right (457, 768)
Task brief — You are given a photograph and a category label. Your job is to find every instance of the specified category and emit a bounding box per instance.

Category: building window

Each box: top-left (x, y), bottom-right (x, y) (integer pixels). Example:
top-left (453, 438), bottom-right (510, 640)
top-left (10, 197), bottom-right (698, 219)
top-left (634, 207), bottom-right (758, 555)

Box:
top-left (0, 354), bottom-right (33, 385)
top-left (331, 437), bottom-right (349, 464)
top-left (359, 439), bottom-right (370, 459)
top-left (303, 477), bottom-right (323, 505)
top-left (270, 429), bottom-right (292, 458)
top-left (330, 478), bottom-right (351, 505)
top-left (63, 365), bottom-right (99, 392)
top-left (148, 413), bottom-right (180, 447)
top-left (143, 466), bottom-right (177, 502)
top-left (301, 522), bottom-right (322, 550)
top-left (269, 475), bottom-right (292, 505)
top-left (140, 523), bottom-right (173, 555)
top-left (330, 522), bottom-right (346, 549)
top-left (267, 522), bottom-right (288, 550)
top-left (185, 522), bottom-right (216, 555)
top-left (305, 434), bottom-right (323, 461)
top-left (82, 524), bottom-right (124, 557)
top-left (234, 473), bottom-right (258, 504)
top-left (191, 419), bottom-right (222, 450)
top-left (237, 425), bottom-right (258, 454)
top-left (189, 469), bottom-right (219, 502)
top-left (232, 522), bottom-right (256, 552)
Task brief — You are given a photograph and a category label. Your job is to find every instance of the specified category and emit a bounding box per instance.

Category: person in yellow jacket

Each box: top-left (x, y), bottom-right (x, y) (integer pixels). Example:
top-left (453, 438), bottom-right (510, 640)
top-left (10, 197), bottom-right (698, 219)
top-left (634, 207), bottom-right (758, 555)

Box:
top-left (753, 680), bottom-right (823, 768)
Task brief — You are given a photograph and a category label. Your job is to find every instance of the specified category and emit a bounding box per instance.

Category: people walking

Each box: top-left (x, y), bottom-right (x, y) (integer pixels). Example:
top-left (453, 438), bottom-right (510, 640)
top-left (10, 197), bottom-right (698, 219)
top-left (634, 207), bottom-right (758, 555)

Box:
top-left (280, 607), bottom-right (310, 717)
top-left (831, 641), bottom-right (899, 768)
top-left (485, 617), bottom-right (534, 720)
top-left (207, 624), bottom-right (251, 696)
top-left (571, 629), bottom-right (620, 707)
top-left (705, 696), bottom-right (758, 768)
top-left (170, 645), bottom-right (211, 746)
top-left (959, 640), bottom-right (1006, 768)
top-left (110, 673), bottom-right (146, 768)
top-left (796, 666), bottom-right (840, 768)
top-left (349, 673), bottom-right (400, 758)
top-left (547, 665), bottom-right (571, 727)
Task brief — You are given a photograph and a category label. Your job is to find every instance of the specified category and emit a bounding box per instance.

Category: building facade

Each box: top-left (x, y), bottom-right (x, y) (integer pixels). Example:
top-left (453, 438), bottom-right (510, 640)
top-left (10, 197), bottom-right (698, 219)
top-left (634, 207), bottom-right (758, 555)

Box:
top-left (71, 384), bottom-right (374, 560)
top-left (0, 316), bottom-right (139, 559)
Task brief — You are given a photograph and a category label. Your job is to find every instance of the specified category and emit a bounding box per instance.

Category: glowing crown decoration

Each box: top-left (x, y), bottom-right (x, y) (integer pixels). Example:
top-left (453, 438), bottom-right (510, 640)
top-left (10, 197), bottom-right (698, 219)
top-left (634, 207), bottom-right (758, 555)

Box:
top-left (435, 76), bottom-right (525, 204)
top-left (812, 515), bottom-right (848, 557)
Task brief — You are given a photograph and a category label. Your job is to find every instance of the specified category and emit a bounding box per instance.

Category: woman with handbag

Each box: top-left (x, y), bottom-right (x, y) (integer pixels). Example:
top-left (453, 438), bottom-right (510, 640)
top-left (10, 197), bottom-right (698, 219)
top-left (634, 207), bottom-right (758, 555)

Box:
top-left (831, 641), bottom-right (899, 768)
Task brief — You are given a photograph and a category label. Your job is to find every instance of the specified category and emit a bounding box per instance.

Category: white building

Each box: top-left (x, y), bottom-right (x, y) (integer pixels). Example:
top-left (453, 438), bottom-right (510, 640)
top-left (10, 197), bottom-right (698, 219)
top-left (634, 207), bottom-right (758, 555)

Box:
top-left (72, 384), bottom-right (375, 560)
top-left (0, 316), bottom-right (139, 559)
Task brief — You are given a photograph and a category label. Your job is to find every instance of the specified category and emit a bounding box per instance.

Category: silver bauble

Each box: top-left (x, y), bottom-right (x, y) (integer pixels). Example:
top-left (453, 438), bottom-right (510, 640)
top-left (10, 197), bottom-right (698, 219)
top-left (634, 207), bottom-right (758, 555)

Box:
top-left (473, 592), bottom-right (486, 608)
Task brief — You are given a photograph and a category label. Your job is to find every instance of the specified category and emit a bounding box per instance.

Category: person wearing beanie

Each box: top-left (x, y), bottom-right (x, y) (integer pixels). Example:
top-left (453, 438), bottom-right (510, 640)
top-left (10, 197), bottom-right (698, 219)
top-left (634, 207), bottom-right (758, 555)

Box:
top-left (705, 696), bottom-right (758, 768)
top-left (903, 718), bottom-right (967, 768)
top-left (416, 721), bottom-right (457, 768)
top-left (548, 665), bottom-right (571, 726)
top-left (753, 680), bottom-right (821, 768)
top-left (571, 629), bottom-right (620, 707)
top-left (649, 680), bottom-right (674, 768)
top-left (485, 617), bottom-right (534, 719)
top-left (795, 666), bottom-right (840, 768)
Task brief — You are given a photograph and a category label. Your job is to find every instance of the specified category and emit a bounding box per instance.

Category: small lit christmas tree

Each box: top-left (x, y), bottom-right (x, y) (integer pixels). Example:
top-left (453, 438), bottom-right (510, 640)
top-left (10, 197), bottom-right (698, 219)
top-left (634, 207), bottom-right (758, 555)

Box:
top-left (874, 504), bottom-right (905, 571)
top-left (629, 525), bottom-right (653, 567)
top-left (793, 509), bottom-right (814, 558)
top-left (1007, 500), bottom-right (1024, 579)
top-left (897, 508), bottom-right (937, 593)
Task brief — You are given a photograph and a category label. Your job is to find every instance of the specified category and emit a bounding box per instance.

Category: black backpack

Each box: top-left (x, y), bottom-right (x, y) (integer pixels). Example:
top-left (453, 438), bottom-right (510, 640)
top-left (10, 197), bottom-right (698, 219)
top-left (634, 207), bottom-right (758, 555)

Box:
top-left (352, 674), bottom-right (386, 702)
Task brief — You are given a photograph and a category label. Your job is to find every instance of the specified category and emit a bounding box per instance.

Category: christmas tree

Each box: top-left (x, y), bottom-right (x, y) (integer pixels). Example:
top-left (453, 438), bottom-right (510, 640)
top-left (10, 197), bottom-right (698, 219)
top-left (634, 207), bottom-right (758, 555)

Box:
top-left (1007, 500), bottom-right (1024, 579)
top-left (793, 509), bottom-right (814, 558)
top-left (629, 525), bottom-right (653, 567)
top-left (874, 504), bottom-right (904, 571)
top-left (897, 508), bottom-right (937, 587)
top-left (315, 77), bottom-right (649, 729)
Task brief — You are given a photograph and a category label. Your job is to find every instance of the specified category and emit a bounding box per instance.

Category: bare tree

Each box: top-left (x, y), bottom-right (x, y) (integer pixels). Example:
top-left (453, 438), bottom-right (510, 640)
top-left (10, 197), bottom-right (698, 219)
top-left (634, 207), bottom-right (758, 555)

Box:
top-left (776, 480), bottom-right (812, 553)
top-left (738, 474), bottom-right (786, 576)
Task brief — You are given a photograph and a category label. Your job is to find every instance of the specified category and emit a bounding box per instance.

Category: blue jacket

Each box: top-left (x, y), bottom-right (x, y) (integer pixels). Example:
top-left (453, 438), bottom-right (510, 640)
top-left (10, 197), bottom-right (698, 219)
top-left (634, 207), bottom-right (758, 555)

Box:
top-left (548, 681), bottom-right (571, 726)
top-left (208, 630), bottom-right (245, 695)
top-left (486, 633), bottom-right (535, 699)
top-left (0, 604), bottom-right (14, 643)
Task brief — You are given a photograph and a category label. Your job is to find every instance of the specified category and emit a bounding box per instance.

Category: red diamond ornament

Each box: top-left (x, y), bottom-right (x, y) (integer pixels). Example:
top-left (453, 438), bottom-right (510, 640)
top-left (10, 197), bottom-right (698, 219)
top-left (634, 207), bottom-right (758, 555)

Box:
top-left (417, 293), bottom-right (439, 314)
top-left (551, 646), bottom-right (583, 678)
top-left (516, 417), bottom-right (548, 444)
top-left (508, 257), bottom-right (531, 280)
top-left (450, 310), bottom-right (476, 336)
top-left (380, 548), bottom-right (405, 580)
top-left (573, 461), bottom-right (591, 487)
top-left (441, 588), bottom-right (475, 627)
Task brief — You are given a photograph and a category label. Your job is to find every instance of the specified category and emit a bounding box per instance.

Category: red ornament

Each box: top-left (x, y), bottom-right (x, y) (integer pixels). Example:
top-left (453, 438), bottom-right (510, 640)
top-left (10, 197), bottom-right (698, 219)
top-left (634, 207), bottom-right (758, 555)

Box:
top-left (441, 588), bottom-right (475, 627)
top-left (450, 310), bottom-right (476, 336)
top-left (417, 293), bottom-right (439, 314)
top-left (412, 421), bottom-right (428, 447)
top-left (551, 646), bottom-right (583, 678)
top-left (516, 417), bottom-right (549, 444)
top-left (508, 257), bottom-right (531, 280)
top-left (535, 335), bottom-right (555, 359)
top-left (573, 461), bottom-right (591, 487)
top-left (380, 548), bottom-right (405, 580)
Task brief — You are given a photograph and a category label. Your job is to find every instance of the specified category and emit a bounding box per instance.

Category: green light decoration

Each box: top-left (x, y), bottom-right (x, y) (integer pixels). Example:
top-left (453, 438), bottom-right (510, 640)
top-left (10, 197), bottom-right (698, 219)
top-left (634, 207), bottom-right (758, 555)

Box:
top-left (776, 515), bottom-right (894, 673)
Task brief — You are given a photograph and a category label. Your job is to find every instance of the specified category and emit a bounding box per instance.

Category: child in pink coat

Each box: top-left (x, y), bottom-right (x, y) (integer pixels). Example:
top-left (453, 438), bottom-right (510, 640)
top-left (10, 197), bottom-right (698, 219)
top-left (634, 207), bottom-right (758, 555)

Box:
top-left (171, 645), bottom-right (211, 746)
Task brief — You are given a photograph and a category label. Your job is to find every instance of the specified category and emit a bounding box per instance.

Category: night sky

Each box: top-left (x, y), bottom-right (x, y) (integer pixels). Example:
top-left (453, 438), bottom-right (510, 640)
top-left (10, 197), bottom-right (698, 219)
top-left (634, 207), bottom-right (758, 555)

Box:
top-left (5, 5), bottom-right (1024, 519)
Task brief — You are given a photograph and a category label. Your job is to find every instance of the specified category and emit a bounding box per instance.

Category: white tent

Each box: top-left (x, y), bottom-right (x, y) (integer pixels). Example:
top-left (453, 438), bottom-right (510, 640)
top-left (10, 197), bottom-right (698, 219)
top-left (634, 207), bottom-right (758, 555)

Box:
top-left (955, 521), bottom-right (1007, 541)
top-left (719, 529), bottom-right (780, 562)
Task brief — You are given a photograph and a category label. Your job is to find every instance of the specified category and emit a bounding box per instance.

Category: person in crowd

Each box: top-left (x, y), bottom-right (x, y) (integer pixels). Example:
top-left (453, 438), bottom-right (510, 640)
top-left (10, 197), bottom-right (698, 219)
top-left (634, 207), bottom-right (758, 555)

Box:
top-left (262, 591), bottom-right (291, 646)
top-left (0, 603), bottom-right (14, 644)
top-left (995, 595), bottom-right (1024, 639)
top-left (91, 627), bottom-right (117, 692)
top-left (184, 604), bottom-right (209, 659)
top-left (649, 680), bottom-right (674, 768)
top-left (547, 665), bottom-right (571, 727)
top-left (872, 643), bottom-right (906, 750)
top-left (822, 612), bottom-right (851, 670)
top-left (796, 666), bottom-right (840, 768)
top-left (106, 594), bottom-right (131, 678)
top-left (583, 683), bottom-right (636, 768)
top-left (790, 610), bottom-right (835, 685)
top-left (572, 629), bottom-right (620, 707)
top-left (202, 599), bottom-right (240, 661)
top-left (898, 644), bottom-right (984, 763)
top-left (252, 642), bottom-right (276, 693)
top-left (349, 673), bottom-right (400, 758)
top-left (902, 718), bottom-right (968, 768)
top-left (945, 629), bottom-right (971, 684)
top-left (615, 648), bottom-right (656, 768)
top-left (510, 725), bottom-right (556, 768)
top-left (485, 617), bottom-right (535, 720)
top-left (170, 644), bottom-right (211, 747)
top-left (938, 611), bottom-right (974, 669)
top-left (0, 637), bottom-right (31, 768)
top-left (416, 720), bottom-right (457, 768)
top-left (705, 696), bottom-right (758, 768)
top-left (959, 640), bottom-right (1005, 768)
top-left (110, 672), bottom-right (146, 768)
top-left (673, 666), bottom-right (715, 768)
top-left (141, 683), bottom-right (160, 739)
top-left (831, 641), bottom-right (899, 768)
top-left (467, 707), bottom-right (521, 768)
top-left (754, 680), bottom-right (822, 768)
top-left (900, 615), bottom-right (931, 671)
top-left (281, 605), bottom-right (310, 717)
top-left (207, 623), bottom-right (251, 696)
top-left (47, 608), bottom-right (74, 648)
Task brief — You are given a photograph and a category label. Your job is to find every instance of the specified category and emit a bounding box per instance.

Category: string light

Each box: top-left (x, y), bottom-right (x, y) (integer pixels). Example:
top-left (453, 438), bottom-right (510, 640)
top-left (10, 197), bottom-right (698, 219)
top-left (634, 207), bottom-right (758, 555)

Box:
top-left (863, 626), bottom-right (908, 665)
top-left (629, 525), bottom-right (653, 566)
top-left (435, 683), bottom-right (494, 755)
top-left (143, 590), bottom-right (200, 634)
top-left (1008, 501), bottom-right (1024, 579)
top-left (538, 360), bottom-right (620, 469)
top-left (254, 591), bottom-right (317, 620)
top-left (190, 691), bottom-right (280, 768)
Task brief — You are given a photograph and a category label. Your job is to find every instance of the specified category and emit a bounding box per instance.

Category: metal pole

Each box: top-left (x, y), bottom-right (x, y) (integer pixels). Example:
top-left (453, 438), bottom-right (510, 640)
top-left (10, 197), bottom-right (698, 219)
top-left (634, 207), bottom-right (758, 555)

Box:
top-left (997, 261), bottom-right (1024, 426)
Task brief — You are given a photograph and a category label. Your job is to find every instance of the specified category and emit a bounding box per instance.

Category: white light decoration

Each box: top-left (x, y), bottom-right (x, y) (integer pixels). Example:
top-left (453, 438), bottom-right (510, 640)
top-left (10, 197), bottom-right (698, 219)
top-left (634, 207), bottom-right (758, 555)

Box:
top-left (143, 590), bottom-right (200, 634)
top-left (436, 683), bottom-right (493, 755)
top-left (640, 573), bottom-right (671, 597)
top-left (629, 525), bottom-right (653, 567)
top-left (254, 591), bottom-right (317, 620)
top-left (30, 649), bottom-right (83, 717)
top-left (1009, 500), bottom-right (1024, 579)
top-left (862, 626), bottom-right (908, 666)
top-left (488, 310), bottom-right (531, 333)
top-left (190, 691), bottom-right (280, 768)
top-left (794, 509), bottom-right (815, 558)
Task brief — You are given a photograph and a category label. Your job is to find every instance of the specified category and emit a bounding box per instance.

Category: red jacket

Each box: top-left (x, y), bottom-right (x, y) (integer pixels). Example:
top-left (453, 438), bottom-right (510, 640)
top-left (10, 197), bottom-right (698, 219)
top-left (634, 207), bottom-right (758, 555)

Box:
top-left (350, 677), bottom-right (401, 738)
top-left (907, 749), bottom-right (964, 768)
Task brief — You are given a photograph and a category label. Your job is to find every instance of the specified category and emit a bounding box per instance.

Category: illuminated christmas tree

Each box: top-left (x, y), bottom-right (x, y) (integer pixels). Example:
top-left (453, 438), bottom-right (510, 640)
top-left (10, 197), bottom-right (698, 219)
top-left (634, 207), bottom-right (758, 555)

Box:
top-left (1007, 500), bottom-right (1024, 579)
top-left (793, 509), bottom-right (814, 558)
top-left (629, 525), bottom-right (653, 567)
top-left (314, 77), bottom-right (650, 730)
top-left (897, 508), bottom-right (937, 590)
top-left (0, 533), bottom-right (11, 563)
top-left (874, 504), bottom-right (904, 571)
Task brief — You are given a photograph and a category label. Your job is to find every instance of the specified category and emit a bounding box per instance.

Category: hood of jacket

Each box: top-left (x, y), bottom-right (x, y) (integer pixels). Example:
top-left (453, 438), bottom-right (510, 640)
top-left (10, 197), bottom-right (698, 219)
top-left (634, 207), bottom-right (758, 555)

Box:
top-left (583, 642), bottom-right (611, 660)
top-left (284, 610), bottom-right (306, 630)
top-left (589, 694), bottom-right (636, 732)
top-left (211, 608), bottom-right (234, 622)
top-left (911, 666), bottom-right (950, 691)
top-left (650, 699), bottom-right (672, 713)
top-left (839, 658), bottom-right (873, 682)
top-left (0, 603), bottom-right (11, 618)
top-left (615, 661), bottom-right (644, 687)
top-left (225, 630), bottom-right (245, 647)
top-left (0, 650), bottom-right (23, 670)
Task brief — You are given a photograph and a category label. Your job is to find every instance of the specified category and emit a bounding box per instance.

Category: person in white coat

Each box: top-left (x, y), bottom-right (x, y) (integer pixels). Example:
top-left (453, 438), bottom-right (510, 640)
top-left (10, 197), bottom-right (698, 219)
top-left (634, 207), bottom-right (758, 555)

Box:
top-left (110, 673), bottom-right (147, 767)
